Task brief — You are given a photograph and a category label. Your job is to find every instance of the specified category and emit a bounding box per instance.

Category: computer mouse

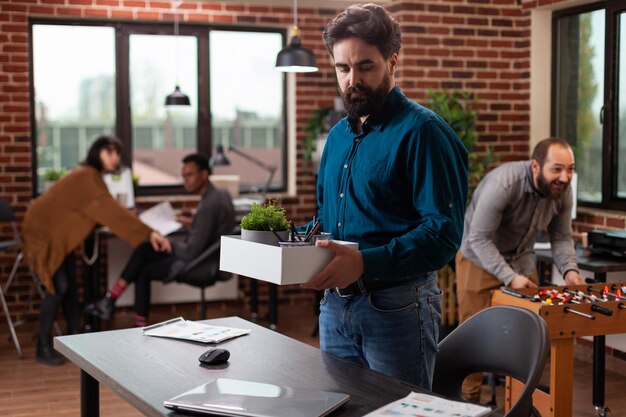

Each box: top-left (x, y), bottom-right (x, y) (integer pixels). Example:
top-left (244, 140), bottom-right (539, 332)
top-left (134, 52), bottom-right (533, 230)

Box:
top-left (198, 348), bottom-right (230, 365)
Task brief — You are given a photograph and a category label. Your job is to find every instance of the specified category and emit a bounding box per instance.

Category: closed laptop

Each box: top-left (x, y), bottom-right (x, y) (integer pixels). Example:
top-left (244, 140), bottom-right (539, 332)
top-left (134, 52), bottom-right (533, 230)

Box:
top-left (163, 378), bottom-right (350, 417)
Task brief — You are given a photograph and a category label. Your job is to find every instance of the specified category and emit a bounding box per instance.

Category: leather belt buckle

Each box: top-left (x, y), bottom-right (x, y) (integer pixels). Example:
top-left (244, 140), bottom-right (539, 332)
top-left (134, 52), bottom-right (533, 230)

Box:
top-left (335, 286), bottom-right (354, 297)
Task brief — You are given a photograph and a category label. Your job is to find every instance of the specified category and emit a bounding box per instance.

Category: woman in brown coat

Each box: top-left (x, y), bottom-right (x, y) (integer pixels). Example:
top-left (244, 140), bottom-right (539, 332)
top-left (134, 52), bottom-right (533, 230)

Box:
top-left (22, 135), bottom-right (171, 366)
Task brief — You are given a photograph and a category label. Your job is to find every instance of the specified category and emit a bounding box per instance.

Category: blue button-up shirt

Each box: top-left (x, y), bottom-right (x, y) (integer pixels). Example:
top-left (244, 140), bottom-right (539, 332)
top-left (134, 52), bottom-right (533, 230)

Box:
top-left (317, 86), bottom-right (468, 286)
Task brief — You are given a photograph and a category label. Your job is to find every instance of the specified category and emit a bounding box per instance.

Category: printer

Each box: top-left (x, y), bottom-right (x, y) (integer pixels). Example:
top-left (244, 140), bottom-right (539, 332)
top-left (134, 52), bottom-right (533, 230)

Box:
top-left (588, 229), bottom-right (626, 259)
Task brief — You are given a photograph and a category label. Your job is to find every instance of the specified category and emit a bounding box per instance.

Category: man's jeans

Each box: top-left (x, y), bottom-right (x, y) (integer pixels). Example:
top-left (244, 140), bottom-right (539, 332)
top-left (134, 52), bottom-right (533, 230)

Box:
top-left (319, 274), bottom-right (442, 390)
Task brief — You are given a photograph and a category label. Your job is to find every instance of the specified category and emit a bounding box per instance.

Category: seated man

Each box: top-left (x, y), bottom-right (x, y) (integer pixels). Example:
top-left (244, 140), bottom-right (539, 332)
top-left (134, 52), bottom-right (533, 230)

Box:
top-left (85, 153), bottom-right (235, 327)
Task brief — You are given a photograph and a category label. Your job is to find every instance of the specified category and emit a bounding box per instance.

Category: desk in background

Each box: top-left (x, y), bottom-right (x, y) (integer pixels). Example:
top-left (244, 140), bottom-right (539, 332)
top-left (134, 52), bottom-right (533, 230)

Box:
top-left (54, 316), bottom-right (419, 417)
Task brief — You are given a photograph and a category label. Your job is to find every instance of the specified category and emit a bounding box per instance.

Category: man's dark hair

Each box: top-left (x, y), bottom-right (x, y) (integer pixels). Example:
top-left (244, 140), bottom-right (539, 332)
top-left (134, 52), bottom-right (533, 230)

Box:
top-left (531, 137), bottom-right (572, 166)
top-left (182, 153), bottom-right (211, 174)
top-left (323, 3), bottom-right (401, 59)
top-left (84, 135), bottom-right (123, 171)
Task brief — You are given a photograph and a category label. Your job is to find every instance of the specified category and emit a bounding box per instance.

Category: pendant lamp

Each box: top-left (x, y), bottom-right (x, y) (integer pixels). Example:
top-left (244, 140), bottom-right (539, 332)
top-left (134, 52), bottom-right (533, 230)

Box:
top-left (165, 0), bottom-right (190, 106)
top-left (275, 0), bottom-right (318, 73)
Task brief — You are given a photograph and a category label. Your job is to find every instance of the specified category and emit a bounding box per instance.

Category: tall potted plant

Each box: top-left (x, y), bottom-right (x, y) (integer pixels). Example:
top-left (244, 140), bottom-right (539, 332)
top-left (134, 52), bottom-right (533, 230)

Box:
top-left (428, 90), bottom-right (495, 198)
top-left (427, 90), bottom-right (496, 330)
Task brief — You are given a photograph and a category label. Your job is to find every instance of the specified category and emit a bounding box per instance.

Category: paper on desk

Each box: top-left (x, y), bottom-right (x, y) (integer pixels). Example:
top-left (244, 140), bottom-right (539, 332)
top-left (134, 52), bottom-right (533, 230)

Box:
top-left (142, 317), bottom-right (250, 343)
top-left (139, 201), bottom-right (182, 236)
top-left (363, 391), bottom-right (492, 417)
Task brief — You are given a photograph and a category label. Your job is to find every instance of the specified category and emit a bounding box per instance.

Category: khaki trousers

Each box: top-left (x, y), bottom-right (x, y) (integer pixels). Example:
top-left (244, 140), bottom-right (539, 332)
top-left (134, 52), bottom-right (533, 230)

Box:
top-left (455, 251), bottom-right (501, 401)
top-left (455, 251), bottom-right (537, 401)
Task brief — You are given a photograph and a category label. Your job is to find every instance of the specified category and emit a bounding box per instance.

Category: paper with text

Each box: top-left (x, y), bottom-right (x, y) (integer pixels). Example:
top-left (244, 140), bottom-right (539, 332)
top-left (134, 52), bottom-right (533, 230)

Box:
top-left (139, 201), bottom-right (182, 236)
top-left (363, 391), bottom-right (492, 417)
top-left (142, 317), bottom-right (250, 343)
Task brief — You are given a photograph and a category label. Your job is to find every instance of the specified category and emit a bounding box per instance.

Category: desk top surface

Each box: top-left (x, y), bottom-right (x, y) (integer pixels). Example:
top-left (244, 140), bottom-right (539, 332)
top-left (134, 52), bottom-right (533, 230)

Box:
top-left (535, 247), bottom-right (626, 273)
top-left (54, 317), bottom-right (418, 417)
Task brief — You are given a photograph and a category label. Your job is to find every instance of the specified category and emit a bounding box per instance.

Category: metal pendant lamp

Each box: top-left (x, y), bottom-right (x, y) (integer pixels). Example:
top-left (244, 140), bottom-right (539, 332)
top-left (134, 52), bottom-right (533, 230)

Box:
top-left (165, 0), bottom-right (190, 106)
top-left (275, 0), bottom-right (318, 73)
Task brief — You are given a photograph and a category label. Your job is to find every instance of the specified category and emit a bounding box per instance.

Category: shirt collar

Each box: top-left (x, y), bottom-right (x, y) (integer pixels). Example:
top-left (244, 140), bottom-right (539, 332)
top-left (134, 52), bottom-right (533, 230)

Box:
top-left (347, 84), bottom-right (404, 134)
top-left (525, 162), bottom-right (542, 197)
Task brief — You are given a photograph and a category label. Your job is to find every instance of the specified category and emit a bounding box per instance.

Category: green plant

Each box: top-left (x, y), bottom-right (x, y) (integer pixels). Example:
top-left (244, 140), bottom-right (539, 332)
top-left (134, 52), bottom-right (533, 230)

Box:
top-left (42, 167), bottom-right (66, 182)
top-left (240, 200), bottom-right (290, 231)
top-left (303, 106), bottom-right (332, 166)
top-left (427, 90), bottom-right (496, 195)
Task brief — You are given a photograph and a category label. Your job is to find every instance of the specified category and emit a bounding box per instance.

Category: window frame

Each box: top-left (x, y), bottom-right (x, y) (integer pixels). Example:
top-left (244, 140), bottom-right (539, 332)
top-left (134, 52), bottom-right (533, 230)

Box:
top-left (551, 1), bottom-right (626, 211)
top-left (28, 18), bottom-right (288, 197)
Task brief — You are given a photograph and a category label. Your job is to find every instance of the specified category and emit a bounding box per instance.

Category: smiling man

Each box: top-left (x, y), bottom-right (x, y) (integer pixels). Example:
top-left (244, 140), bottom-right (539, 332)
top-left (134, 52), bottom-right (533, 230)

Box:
top-left (301, 4), bottom-right (468, 390)
top-left (456, 137), bottom-right (583, 402)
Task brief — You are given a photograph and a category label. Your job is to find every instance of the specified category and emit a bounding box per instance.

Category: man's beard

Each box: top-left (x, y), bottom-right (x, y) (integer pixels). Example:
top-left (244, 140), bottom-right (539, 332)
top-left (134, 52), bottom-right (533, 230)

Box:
top-left (342, 73), bottom-right (391, 118)
top-left (536, 170), bottom-right (569, 200)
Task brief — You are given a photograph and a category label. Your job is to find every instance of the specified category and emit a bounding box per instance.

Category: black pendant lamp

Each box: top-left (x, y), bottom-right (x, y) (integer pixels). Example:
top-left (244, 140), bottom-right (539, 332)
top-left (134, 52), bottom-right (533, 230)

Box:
top-left (275, 0), bottom-right (318, 73)
top-left (165, 0), bottom-right (190, 106)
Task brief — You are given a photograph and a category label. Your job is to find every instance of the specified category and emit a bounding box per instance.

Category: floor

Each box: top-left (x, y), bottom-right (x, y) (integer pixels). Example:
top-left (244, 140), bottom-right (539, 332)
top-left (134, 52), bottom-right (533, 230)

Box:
top-left (0, 300), bottom-right (625, 417)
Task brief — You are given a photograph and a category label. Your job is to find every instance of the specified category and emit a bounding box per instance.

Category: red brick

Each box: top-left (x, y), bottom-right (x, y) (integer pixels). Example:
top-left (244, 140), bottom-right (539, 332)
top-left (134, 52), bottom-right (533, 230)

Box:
top-left (28, 5), bottom-right (54, 14)
top-left (149, 1), bottom-right (170, 8)
top-left (211, 15), bottom-right (234, 23)
top-left (607, 218), bottom-right (626, 229)
top-left (69, 0), bottom-right (93, 5)
top-left (57, 7), bottom-right (83, 16)
top-left (85, 8), bottom-right (109, 17)
top-left (123, 0), bottom-right (146, 6)
top-left (2, 4), bottom-right (28, 12)
top-left (111, 10), bottom-right (133, 18)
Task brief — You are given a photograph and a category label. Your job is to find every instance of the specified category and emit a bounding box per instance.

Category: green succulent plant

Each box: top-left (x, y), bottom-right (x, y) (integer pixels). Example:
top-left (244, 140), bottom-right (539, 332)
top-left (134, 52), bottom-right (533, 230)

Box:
top-left (240, 200), bottom-right (290, 232)
top-left (43, 168), bottom-right (67, 182)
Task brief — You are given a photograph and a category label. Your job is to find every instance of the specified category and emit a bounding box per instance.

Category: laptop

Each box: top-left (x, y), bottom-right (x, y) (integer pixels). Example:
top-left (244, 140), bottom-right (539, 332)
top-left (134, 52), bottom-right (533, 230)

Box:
top-left (103, 167), bottom-right (135, 209)
top-left (163, 378), bottom-right (350, 417)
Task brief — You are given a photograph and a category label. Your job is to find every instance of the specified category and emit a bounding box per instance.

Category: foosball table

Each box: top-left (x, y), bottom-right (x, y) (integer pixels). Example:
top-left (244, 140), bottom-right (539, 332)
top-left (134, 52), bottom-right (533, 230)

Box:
top-left (491, 283), bottom-right (626, 417)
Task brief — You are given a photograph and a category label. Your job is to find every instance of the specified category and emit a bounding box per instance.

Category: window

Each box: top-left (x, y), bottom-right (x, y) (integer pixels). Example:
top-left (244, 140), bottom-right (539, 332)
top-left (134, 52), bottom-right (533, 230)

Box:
top-left (129, 34), bottom-right (198, 186)
top-left (32, 24), bottom-right (116, 193)
top-left (553, 1), bottom-right (626, 209)
top-left (209, 30), bottom-right (284, 194)
top-left (30, 21), bottom-right (286, 195)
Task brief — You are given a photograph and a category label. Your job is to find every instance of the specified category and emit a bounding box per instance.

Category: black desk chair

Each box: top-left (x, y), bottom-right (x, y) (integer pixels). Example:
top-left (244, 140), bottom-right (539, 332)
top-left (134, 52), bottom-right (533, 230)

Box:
top-left (172, 227), bottom-right (239, 320)
top-left (432, 305), bottom-right (549, 417)
top-left (0, 200), bottom-right (60, 357)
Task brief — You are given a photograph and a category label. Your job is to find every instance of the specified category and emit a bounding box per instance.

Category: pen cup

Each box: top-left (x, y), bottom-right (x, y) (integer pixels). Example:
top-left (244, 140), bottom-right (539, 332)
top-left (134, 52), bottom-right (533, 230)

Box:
top-left (311, 232), bottom-right (332, 244)
top-left (278, 241), bottom-right (312, 248)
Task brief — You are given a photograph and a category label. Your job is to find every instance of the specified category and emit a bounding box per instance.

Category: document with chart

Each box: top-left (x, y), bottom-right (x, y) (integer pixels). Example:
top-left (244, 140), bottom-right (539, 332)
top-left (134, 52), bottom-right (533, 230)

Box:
top-left (363, 391), bottom-right (492, 417)
top-left (142, 317), bottom-right (250, 343)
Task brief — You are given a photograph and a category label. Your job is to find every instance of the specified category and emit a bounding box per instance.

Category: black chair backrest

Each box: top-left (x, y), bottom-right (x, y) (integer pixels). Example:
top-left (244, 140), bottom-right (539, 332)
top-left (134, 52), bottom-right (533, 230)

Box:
top-left (432, 305), bottom-right (549, 417)
top-left (0, 199), bottom-right (17, 223)
top-left (175, 226), bottom-right (240, 287)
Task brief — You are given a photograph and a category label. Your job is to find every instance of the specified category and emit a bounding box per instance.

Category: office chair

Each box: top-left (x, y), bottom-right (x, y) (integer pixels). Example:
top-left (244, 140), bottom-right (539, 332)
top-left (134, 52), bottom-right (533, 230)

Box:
top-left (172, 227), bottom-right (239, 319)
top-left (432, 305), bottom-right (549, 417)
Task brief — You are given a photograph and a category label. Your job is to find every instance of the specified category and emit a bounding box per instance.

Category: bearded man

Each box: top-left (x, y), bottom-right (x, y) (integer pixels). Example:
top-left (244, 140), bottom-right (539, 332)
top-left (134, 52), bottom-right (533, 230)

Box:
top-left (456, 136), bottom-right (584, 402)
top-left (301, 4), bottom-right (468, 390)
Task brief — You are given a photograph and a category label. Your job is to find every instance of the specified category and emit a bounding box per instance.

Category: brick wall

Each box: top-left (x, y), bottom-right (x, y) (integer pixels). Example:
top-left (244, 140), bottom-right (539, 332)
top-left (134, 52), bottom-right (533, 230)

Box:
top-left (2, 0), bottom-right (618, 325)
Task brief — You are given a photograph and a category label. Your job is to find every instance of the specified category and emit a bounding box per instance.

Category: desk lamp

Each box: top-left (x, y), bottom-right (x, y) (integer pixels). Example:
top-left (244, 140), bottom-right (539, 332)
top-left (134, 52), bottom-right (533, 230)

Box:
top-left (211, 145), bottom-right (276, 195)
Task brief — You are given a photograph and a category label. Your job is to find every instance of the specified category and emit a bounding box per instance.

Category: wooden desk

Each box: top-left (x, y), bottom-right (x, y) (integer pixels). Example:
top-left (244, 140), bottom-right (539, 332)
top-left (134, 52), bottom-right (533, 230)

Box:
top-left (54, 316), bottom-right (418, 417)
top-left (535, 247), bottom-right (626, 284)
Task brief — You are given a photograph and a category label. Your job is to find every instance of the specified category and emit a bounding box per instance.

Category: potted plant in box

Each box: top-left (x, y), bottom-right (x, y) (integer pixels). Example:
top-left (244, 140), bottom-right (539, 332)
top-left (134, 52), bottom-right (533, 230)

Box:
top-left (240, 200), bottom-right (290, 246)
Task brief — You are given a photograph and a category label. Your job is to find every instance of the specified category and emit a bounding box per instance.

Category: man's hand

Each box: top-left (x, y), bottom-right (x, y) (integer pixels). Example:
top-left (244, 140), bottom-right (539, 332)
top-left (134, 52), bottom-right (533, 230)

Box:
top-left (564, 270), bottom-right (584, 285)
top-left (300, 240), bottom-right (363, 290)
top-left (150, 231), bottom-right (172, 253)
top-left (175, 213), bottom-right (193, 230)
top-left (510, 274), bottom-right (538, 289)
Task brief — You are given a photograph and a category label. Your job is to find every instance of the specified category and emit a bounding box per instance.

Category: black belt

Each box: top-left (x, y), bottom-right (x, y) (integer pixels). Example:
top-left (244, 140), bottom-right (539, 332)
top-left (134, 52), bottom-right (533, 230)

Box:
top-left (334, 273), bottom-right (431, 297)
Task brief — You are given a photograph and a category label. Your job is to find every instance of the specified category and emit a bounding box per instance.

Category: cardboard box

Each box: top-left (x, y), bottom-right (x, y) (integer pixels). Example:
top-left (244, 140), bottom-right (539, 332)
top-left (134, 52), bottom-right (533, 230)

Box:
top-left (219, 235), bottom-right (358, 285)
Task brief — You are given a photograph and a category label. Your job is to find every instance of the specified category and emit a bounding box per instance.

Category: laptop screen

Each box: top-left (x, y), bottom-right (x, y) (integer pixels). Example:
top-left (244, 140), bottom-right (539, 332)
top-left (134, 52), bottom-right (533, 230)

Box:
top-left (103, 167), bottom-right (135, 209)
